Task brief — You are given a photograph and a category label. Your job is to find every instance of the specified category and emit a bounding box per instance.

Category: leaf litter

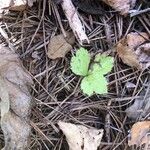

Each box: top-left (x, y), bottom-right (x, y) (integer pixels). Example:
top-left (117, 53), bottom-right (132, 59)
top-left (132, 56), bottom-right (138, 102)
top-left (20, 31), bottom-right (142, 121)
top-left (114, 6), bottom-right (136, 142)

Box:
top-left (116, 32), bottom-right (150, 69)
top-left (0, 0), bottom-right (150, 149)
top-left (128, 121), bottom-right (150, 147)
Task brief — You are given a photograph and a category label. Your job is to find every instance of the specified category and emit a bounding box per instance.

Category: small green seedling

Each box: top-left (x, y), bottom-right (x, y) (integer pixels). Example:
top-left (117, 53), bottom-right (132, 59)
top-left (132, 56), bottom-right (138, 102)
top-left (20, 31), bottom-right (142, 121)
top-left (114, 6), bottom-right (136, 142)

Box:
top-left (70, 47), bottom-right (114, 96)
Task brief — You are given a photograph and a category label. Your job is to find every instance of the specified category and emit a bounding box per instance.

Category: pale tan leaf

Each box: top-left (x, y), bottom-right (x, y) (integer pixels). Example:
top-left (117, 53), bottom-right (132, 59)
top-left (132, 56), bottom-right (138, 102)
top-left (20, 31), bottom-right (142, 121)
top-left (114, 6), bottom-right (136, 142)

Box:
top-left (116, 32), bottom-right (150, 69)
top-left (58, 121), bottom-right (103, 150)
top-left (102, 0), bottom-right (137, 15)
top-left (48, 32), bottom-right (75, 59)
top-left (128, 121), bottom-right (150, 146)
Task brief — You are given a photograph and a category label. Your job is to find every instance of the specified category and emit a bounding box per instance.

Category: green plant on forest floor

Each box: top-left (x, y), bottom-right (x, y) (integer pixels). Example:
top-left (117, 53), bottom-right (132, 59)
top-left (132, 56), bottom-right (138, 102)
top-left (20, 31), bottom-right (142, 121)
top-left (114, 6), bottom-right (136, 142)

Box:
top-left (70, 47), bottom-right (114, 96)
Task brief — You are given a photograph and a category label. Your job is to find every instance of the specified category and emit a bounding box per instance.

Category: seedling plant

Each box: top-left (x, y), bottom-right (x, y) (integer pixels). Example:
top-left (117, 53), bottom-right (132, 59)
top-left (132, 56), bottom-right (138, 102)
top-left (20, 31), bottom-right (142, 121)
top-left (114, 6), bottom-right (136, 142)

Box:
top-left (70, 47), bottom-right (114, 96)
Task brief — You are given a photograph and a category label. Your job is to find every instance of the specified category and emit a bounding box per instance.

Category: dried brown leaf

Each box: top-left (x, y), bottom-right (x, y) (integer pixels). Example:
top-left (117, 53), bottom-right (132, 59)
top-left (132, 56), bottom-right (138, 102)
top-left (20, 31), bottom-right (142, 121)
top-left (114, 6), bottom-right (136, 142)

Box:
top-left (58, 121), bottom-right (103, 150)
top-left (102, 0), bottom-right (137, 15)
top-left (116, 32), bottom-right (150, 69)
top-left (128, 121), bottom-right (150, 146)
top-left (48, 32), bottom-right (75, 59)
top-left (117, 39), bottom-right (140, 68)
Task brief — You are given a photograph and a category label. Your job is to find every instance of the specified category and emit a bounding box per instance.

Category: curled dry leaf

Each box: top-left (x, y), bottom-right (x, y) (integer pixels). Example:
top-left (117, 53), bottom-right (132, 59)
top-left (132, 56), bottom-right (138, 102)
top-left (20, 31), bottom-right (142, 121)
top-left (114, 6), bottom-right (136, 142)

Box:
top-left (48, 32), bottom-right (75, 59)
top-left (102, 0), bottom-right (137, 15)
top-left (128, 121), bottom-right (150, 147)
top-left (0, 45), bottom-right (32, 150)
top-left (58, 121), bottom-right (103, 150)
top-left (116, 32), bottom-right (150, 69)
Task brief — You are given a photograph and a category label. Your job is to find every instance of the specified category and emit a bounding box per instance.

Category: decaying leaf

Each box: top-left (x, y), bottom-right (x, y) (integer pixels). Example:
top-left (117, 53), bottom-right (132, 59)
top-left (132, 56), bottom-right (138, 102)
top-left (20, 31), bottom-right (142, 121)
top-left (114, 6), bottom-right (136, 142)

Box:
top-left (135, 43), bottom-right (150, 69)
top-left (102, 0), bottom-right (137, 15)
top-left (126, 79), bottom-right (150, 120)
top-left (0, 44), bottom-right (32, 150)
top-left (0, 0), bottom-right (36, 13)
top-left (48, 32), bottom-right (75, 59)
top-left (116, 32), bottom-right (150, 69)
top-left (58, 121), bottom-right (103, 150)
top-left (128, 121), bottom-right (150, 147)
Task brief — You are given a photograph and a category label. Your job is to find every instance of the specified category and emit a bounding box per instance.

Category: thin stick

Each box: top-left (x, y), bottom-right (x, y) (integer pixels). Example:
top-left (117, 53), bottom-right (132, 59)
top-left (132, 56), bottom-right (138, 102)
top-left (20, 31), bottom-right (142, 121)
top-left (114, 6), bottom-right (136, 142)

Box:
top-left (130, 8), bottom-right (150, 17)
top-left (61, 0), bottom-right (89, 45)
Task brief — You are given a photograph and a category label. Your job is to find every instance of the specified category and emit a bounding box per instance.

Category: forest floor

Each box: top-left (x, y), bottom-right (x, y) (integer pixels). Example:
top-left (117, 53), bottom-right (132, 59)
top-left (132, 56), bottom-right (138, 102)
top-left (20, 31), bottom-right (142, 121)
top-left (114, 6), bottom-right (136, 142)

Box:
top-left (0, 0), bottom-right (150, 149)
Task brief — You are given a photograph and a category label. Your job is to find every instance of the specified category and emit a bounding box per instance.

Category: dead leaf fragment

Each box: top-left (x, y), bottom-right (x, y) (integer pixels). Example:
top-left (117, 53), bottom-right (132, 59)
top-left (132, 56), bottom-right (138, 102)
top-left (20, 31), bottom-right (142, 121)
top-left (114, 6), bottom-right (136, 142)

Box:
top-left (0, 0), bottom-right (36, 12)
top-left (58, 121), bottom-right (103, 150)
top-left (117, 39), bottom-right (140, 68)
top-left (126, 32), bottom-right (148, 49)
top-left (116, 32), bottom-right (150, 69)
top-left (128, 121), bottom-right (150, 147)
top-left (102, 0), bottom-right (137, 15)
top-left (48, 32), bottom-right (75, 59)
top-left (135, 43), bottom-right (150, 69)
top-left (126, 79), bottom-right (150, 120)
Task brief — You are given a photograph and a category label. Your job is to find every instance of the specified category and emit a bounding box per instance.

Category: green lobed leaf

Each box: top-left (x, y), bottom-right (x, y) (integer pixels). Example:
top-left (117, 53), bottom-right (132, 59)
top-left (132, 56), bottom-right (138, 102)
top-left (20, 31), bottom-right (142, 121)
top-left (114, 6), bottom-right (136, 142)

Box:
top-left (81, 64), bottom-right (108, 96)
top-left (94, 54), bottom-right (114, 75)
top-left (70, 47), bottom-right (90, 76)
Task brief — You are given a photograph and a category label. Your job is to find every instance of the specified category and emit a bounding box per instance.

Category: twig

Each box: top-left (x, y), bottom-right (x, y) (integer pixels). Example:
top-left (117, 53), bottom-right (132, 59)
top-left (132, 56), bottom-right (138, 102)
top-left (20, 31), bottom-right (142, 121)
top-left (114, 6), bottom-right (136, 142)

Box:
top-left (130, 8), bottom-right (150, 17)
top-left (61, 0), bottom-right (89, 45)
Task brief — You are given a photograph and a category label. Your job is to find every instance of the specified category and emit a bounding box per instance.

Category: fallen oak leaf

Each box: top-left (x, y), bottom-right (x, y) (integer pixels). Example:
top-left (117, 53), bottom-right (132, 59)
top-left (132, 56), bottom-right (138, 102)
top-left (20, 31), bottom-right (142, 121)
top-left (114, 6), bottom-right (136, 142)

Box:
top-left (47, 32), bottom-right (75, 59)
top-left (128, 121), bottom-right (150, 147)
